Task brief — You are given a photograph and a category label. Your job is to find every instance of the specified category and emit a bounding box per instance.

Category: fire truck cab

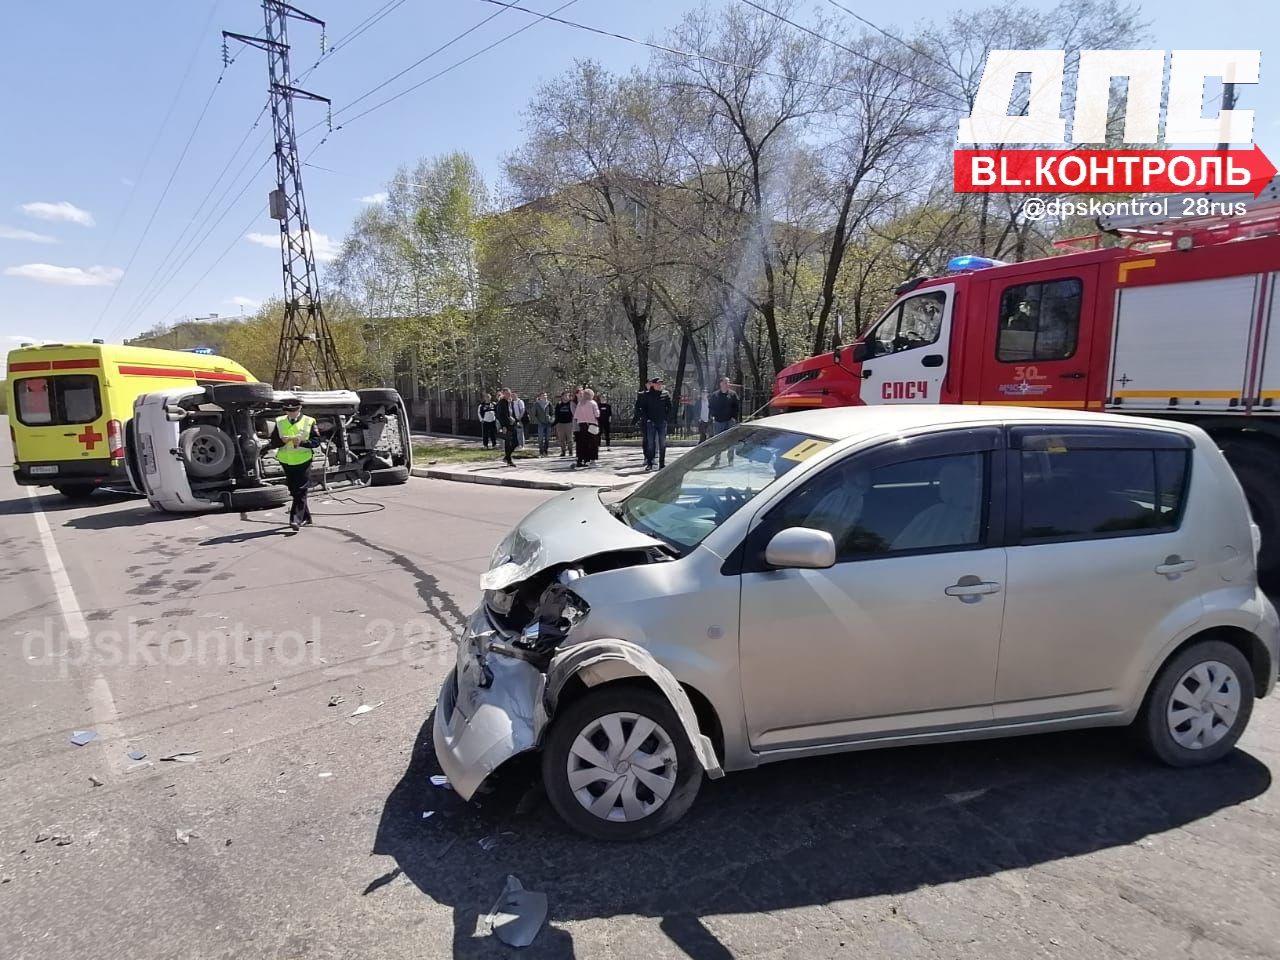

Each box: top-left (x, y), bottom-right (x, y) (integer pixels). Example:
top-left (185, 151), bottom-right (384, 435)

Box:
top-left (773, 178), bottom-right (1280, 575)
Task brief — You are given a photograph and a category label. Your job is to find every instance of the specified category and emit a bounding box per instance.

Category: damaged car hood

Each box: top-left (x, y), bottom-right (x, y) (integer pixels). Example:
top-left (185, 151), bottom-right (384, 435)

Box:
top-left (481, 490), bottom-right (663, 591)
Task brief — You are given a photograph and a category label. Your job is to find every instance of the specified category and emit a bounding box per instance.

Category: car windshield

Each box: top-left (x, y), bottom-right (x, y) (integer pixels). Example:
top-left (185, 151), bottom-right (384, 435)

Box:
top-left (615, 425), bottom-right (829, 552)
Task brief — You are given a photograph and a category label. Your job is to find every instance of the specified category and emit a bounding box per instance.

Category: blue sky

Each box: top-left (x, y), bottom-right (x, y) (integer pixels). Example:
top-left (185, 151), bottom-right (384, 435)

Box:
top-left (1, 0), bottom-right (1277, 357)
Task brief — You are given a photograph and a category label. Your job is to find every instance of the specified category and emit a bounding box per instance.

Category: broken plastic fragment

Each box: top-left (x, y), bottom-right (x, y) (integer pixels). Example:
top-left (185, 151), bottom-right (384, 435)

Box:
top-left (175, 828), bottom-right (198, 845)
top-left (88, 776), bottom-right (103, 787)
top-left (482, 875), bottom-right (547, 948)
top-left (160, 751), bottom-right (201, 763)
top-left (327, 694), bottom-right (345, 707)
top-left (126, 749), bottom-right (146, 761)
top-left (350, 702), bottom-right (383, 717)
top-left (429, 774), bottom-right (450, 788)
top-left (421, 810), bottom-right (435, 819)
top-left (69, 730), bottom-right (97, 746)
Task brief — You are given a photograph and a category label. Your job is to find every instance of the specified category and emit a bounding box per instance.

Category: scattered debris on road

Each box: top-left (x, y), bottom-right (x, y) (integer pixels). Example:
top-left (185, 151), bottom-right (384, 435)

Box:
top-left (350, 702), bottom-right (383, 717)
top-left (175, 829), bottom-right (198, 845)
top-left (478, 832), bottom-right (515, 851)
top-left (429, 775), bottom-right (450, 788)
top-left (482, 875), bottom-right (547, 948)
top-left (160, 751), bottom-right (201, 763)
top-left (69, 730), bottom-right (97, 746)
top-left (88, 776), bottom-right (103, 787)
top-left (327, 694), bottom-right (345, 707)
top-left (318, 772), bottom-right (333, 778)
top-left (421, 811), bottom-right (435, 819)
top-left (126, 749), bottom-right (146, 761)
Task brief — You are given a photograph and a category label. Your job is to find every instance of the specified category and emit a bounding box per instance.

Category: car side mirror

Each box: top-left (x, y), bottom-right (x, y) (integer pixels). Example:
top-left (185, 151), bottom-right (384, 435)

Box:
top-left (851, 342), bottom-right (870, 363)
top-left (764, 527), bottom-right (836, 570)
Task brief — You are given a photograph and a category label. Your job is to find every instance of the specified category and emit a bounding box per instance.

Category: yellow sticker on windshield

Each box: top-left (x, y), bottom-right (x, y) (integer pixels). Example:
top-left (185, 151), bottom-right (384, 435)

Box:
top-left (780, 439), bottom-right (832, 463)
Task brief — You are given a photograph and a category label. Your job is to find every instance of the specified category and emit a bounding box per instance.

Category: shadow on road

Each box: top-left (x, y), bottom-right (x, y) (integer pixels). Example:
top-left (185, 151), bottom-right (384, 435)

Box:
top-left (61, 507), bottom-right (191, 531)
top-left (371, 716), bottom-right (1271, 959)
top-left (0, 489), bottom-right (139, 516)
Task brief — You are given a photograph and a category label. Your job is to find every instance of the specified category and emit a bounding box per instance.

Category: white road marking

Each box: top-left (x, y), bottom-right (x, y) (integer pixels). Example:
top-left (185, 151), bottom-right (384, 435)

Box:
top-left (26, 489), bottom-right (126, 775)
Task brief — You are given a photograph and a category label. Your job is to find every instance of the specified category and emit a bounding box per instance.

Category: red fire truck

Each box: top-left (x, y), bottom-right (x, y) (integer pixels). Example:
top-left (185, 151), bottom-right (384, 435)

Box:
top-left (771, 178), bottom-right (1280, 574)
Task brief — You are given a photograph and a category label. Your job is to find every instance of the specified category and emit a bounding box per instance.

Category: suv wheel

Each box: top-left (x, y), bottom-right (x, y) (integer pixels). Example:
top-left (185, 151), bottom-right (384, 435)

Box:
top-left (541, 687), bottom-right (702, 840)
top-left (1140, 640), bottom-right (1254, 767)
top-left (180, 424), bottom-right (236, 478)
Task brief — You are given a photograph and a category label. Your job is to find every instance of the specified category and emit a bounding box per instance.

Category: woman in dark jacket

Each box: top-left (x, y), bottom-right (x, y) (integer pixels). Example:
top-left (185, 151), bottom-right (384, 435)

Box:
top-left (597, 394), bottom-right (613, 449)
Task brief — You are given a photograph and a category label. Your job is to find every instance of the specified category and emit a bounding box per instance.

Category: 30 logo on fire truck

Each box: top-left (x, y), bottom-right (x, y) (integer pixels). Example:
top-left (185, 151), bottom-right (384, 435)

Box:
top-left (955, 50), bottom-right (1276, 196)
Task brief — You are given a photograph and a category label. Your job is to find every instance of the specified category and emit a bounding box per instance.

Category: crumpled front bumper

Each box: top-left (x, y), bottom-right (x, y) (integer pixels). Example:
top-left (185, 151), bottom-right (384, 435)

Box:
top-left (432, 607), bottom-right (546, 800)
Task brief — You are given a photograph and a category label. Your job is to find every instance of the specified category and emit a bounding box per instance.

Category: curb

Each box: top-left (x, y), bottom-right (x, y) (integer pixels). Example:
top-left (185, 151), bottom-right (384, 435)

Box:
top-left (412, 467), bottom-right (586, 491)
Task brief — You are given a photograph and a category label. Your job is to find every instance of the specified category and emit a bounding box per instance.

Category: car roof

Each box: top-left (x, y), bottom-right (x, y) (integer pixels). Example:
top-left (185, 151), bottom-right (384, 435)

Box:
top-left (753, 404), bottom-right (1201, 443)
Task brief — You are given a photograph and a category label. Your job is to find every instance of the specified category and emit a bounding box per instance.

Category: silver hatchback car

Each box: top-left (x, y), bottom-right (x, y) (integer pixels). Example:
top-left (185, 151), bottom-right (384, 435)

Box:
top-left (434, 406), bottom-right (1279, 839)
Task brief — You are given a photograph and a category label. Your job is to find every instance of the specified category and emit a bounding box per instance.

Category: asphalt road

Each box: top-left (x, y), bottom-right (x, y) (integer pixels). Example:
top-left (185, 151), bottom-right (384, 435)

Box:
top-left (2, 468), bottom-right (1279, 959)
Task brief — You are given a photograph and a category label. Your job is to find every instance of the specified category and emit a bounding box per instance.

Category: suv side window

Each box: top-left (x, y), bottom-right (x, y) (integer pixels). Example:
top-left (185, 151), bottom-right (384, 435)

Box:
top-left (997, 278), bottom-right (1082, 362)
top-left (863, 291), bottom-right (947, 359)
top-left (1015, 430), bottom-right (1191, 543)
top-left (755, 449), bottom-right (990, 564)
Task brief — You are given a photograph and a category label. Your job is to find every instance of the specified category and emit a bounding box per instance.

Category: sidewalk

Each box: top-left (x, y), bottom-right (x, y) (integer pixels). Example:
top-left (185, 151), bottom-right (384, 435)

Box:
top-left (410, 435), bottom-right (691, 491)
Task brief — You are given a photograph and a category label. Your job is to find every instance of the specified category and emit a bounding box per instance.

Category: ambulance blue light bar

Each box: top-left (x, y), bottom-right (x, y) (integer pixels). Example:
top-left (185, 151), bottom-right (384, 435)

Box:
top-left (946, 255), bottom-right (1007, 272)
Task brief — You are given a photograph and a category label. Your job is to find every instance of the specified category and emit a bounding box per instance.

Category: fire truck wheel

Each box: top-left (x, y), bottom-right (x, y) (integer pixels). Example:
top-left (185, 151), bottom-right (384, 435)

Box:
top-left (1217, 436), bottom-right (1280, 581)
top-left (211, 382), bottom-right (276, 405)
top-left (180, 425), bottom-right (237, 479)
top-left (368, 465), bottom-right (410, 486)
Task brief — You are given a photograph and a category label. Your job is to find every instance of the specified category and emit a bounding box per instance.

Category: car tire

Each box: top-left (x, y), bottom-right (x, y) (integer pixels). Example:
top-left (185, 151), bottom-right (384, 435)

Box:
top-left (228, 484), bottom-right (291, 511)
top-left (368, 465), bottom-right (409, 486)
top-left (55, 482), bottom-right (97, 500)
top-left (541, 686), bottom-right (703, 841)
top-left (179, 424), bottom-right (236, 479)
top-left (1216, 436), bottom-right (1280, 583)
top-left (211, 382), bottom-right (275, 405)
top-left (1139, 639), bottom-right (1254, 767)
top-left (356, 388), bottom-right (401, 406)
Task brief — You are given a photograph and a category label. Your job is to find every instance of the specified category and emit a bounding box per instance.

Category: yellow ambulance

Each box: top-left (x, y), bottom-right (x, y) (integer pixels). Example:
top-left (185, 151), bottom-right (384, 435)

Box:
top-left (7, 340), bottom-right (256, 498)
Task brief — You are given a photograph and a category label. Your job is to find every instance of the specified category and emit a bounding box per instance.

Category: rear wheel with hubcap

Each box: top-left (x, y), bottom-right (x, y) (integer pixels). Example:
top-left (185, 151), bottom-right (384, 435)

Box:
top-left (1139, 640), bottom-right (1254, 767)
top-left (542, 687), bottom-right (702, 840)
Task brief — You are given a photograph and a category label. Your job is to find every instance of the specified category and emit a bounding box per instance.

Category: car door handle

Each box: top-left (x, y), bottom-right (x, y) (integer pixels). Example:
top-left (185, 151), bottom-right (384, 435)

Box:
top-left (1059, 371), bottom-right (1085, 380)
top-left (944, 578), bottom-right (1002, 598)
top-left (860, 368), bottom-right (873, 379)
top-left (921, 354), bottom-right (944, 368)
top-left (1155, 556), bottom-right (1197, 577)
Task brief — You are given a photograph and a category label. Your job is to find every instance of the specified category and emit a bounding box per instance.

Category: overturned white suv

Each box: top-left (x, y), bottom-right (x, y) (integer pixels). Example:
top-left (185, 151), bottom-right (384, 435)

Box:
top-left (129, 381), bottom-right (411, 512)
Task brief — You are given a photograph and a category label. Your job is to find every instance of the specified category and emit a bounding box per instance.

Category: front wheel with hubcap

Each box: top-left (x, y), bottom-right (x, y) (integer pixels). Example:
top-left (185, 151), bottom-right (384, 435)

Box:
top-left (1140, 640), bottom-right (1254, 767)
top-left (541, 687), bottom-right (702, 840)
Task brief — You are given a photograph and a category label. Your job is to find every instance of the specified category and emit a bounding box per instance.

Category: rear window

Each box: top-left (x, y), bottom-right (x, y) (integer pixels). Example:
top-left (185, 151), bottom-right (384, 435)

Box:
top-left (14, 375), bottom-right (102, 427)
top-left (1019, 445), bottom-right (1190, 542)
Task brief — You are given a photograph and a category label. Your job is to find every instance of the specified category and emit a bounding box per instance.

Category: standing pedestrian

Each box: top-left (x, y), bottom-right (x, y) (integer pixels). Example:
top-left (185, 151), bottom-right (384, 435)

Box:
top-left (709, 376), bottom-right (741, 466)
top-left (496, 387), bottom-right (518, 467)
top-left (697, 389), bottom-right (710, 444)
top-left (532, 390), bottom-right (554, 456)
top-left (511, 390), bottom-right (527, 449)
top-left (597, 393), bottom-right (613, 450)
top-left (478, 392), bottom-right (497, 449)
top-left (636, 376), bottom-right (673, 472)
top-left (554, 390), bottom-right (575, 457)
top-left (269, 398), bottom-right (322, 531)
top-left (573, 387), bottom-right (601, 468)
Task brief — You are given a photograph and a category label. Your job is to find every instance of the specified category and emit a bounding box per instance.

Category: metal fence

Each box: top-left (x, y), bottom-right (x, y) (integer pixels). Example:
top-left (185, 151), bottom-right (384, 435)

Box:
top-left (406, 386), bottom-right (766, 443)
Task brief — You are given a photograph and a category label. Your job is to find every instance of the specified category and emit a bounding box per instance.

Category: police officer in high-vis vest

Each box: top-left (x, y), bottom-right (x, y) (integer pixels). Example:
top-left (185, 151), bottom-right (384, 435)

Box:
top-left (269, 399), bottom-right (321, 531)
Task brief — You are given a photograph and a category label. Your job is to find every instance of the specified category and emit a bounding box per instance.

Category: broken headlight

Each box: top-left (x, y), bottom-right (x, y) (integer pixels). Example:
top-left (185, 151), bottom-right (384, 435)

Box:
top-left (514, 578), bottom-right (589, 655)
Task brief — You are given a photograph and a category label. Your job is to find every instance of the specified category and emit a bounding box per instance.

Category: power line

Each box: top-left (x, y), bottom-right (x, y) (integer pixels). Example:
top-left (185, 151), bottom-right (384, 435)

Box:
top-left (820, 0), bottom-right (955, 76)
top-left (112, 113), bottom-right (272, 332)
top-left (110, 151), bottom-right (275, 341)
top-left (91, 3), bottom-right (221, 275)
top-left (91, 42), bottom-right (235, 333)
top-left (475, 0), bottom-right (933, 109)
top-left (736, 0), bottom-right (962, 104)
